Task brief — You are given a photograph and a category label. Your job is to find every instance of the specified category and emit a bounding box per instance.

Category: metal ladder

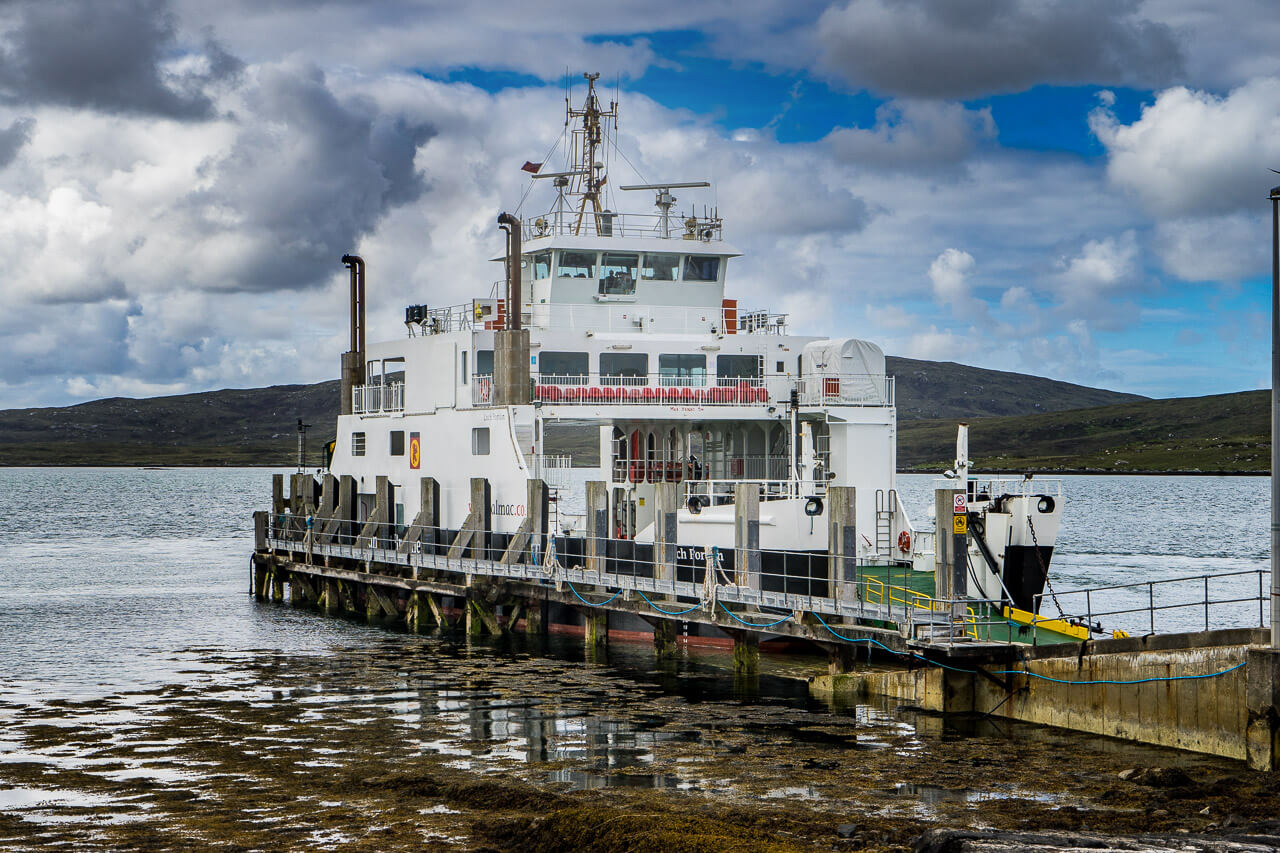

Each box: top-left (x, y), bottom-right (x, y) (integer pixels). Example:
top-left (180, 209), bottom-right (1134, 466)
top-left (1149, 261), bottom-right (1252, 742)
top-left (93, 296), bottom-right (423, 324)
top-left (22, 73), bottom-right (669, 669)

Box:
top-left (874, 489), bottom-right (898, 556)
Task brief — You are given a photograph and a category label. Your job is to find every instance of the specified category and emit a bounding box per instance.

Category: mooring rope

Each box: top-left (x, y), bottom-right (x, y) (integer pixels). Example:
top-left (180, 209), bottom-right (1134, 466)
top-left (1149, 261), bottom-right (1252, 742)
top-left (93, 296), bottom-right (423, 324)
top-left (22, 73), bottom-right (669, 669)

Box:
top-left (716, 601), bottom-right (793, 628)
top-left (635, 589), bottom-right (702, 616)
top-left (564, 581), bottom-right (623, 607)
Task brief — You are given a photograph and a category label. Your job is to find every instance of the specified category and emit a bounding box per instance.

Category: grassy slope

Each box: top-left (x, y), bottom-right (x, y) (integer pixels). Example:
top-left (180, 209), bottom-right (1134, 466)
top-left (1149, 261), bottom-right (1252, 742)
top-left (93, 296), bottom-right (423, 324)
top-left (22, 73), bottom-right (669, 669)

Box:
top-left (885, 356), bottom-right (1143, 419)
top-left (897, 390), bottom-right (1269, 474)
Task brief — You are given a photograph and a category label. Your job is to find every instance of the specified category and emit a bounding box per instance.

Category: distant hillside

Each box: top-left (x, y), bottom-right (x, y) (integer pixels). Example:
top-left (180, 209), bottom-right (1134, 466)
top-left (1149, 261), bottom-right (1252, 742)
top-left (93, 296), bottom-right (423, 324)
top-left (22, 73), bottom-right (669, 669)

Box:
top-left (886, 356), bottom-right (1143, 420)
top-left (0, 382), bottom-right (339, 466)
top-left (0, 359), bottom-right (1177, 468)
top-left (898, 390), bottom-right (1269, 474)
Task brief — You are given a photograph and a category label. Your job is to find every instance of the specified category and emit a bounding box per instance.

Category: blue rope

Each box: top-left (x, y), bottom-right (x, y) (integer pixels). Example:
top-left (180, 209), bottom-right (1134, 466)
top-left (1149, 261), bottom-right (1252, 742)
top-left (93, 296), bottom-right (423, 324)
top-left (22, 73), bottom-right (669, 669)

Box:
top-left (992, 660), bottom-right (1248, 685)
top-left (565, 581), bottom-right (622, 607)
top-left (717, 601), bottom-right (792, 628)
top-left (636, 589), bottom-right (702, 616)
top-left (809, 612), bottom-right (1248, 685)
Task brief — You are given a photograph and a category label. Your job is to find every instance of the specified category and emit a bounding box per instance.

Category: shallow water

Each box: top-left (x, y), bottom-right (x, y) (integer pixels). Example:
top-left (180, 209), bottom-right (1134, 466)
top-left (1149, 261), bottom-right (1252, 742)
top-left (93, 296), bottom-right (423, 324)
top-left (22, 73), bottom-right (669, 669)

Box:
top-left (0, 467), bottom-right (1269, 848)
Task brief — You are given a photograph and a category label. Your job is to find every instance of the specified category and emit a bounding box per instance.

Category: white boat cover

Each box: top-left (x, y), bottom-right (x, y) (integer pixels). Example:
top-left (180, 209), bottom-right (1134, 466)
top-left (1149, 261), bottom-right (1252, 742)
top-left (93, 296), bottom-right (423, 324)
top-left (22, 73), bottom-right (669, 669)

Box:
top-left (802, 338), bottom-right (886, 401)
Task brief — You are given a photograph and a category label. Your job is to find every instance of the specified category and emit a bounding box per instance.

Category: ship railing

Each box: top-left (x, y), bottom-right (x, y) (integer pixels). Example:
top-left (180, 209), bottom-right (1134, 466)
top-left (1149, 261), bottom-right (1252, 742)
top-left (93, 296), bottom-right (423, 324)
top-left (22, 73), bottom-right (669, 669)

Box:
top-left (933, 477), bottom-right (1063, 501)
top-left (607, 457), bottom-right (795, 486)
top-left (411, 300), bottom-right (787, 337)
top-left (265, 513), bottom-right (1012, 645)
top-left (473, 375), bottom-right (494, 406)
top-left (352, 381), bottom-right (405, 415)
top-left (530, 454), bottom-right (574, 489)
top-left (684, 476), bottom-right (824, 503)
top-left (520, 210), bottom-right (723, 242)
top-left (530, 303), bottom-right (784, 335)
top-left (1034, 568), bottom-right (1270, 639)
top-left (796, 374), bottom-right (894, 407)
top-left (532, 373), bottom-right (783, 406)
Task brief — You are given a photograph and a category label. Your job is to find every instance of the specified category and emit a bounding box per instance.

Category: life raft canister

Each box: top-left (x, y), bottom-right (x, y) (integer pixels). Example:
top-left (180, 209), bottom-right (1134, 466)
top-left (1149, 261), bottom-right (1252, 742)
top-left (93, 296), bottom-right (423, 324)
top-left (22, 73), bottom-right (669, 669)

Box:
top-left (897, 530), bottom-right (912, 554)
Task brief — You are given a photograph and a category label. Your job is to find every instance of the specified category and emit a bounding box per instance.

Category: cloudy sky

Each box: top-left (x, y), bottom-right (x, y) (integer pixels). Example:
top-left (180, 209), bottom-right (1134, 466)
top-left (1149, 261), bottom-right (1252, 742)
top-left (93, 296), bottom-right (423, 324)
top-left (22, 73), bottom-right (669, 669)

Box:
top-left (1, 0), bottom-right (1277, 408)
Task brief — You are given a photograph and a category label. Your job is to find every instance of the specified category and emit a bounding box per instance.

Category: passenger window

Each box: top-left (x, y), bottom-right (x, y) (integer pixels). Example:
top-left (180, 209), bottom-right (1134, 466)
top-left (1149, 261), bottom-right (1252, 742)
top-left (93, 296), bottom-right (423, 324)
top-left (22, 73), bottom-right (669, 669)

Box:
top-left (539, 351), bottom-right (589, 381)
top-left (683, 255), bottom-right (720, 282)
top-left (599, 252), bottom-right (638, 295)
top-left (717, 355), bottom-right (761, 386)
top-left (532, 251), bottom-right (552, 279)
top-left (352, 432), bottom-right (366, 457)
top-left (476, 350), bottom-right (494, 376)
top-left (600, 353), bottom-right (647, 383)
top-left (658, 354), bottom-right (706, 386)
top-left (390, 431), bottom-right (405, 456)
top-left (641, 253), bottom-right (680, 281)
top-left (557, 251), bottom-right (596, 279)
top-left (472, 427), bottom-right (490, 456)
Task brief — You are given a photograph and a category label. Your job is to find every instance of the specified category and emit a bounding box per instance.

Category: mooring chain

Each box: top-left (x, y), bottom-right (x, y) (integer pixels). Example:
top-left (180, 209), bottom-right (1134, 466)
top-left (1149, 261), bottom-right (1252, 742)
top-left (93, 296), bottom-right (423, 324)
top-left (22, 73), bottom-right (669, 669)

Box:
top-left (1026, 513), bottom-right (1067, 618)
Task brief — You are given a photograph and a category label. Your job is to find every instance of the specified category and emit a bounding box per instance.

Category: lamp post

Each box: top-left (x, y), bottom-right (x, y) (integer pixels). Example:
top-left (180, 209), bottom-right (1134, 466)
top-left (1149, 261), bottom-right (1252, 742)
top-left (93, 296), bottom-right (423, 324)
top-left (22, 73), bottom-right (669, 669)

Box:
top-left (1271, 185), bottom-right (1280, 648)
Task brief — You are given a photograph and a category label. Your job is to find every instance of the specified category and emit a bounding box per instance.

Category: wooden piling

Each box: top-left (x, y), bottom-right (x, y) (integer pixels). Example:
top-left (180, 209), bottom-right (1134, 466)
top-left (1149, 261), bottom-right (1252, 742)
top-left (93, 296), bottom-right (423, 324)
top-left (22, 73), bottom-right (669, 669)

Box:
top-left (732, 630), bottom-right (759, 675)
top-left (524, 596), bottom-right (544, 636)
top-left (357, 476), bottom-right (395, 549)
top-left (449, 478), bottom-right (491, 561)
top-left (653, 620), bottom-right (678, 660)
top-left (398, 477), bottom-right (441, 558)
top-left (500, 479), bottom-right (548, 565)
top-left (827, 486), bottom-right (857, 603)
top-left (733, 483), bottom-right (761, 591)
top-left (584, 611), bottom-right (608, 649)
top-left (585, 481), bottom-right (608, 573)
top-left (653, 482), bottom-right (678, 597)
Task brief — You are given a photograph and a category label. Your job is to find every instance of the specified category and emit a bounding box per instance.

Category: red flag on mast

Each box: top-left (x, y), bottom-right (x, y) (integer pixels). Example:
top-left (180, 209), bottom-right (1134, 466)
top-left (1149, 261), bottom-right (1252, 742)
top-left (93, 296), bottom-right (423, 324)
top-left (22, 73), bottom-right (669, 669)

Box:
top-left (521, 161), bottom-right (542, 173)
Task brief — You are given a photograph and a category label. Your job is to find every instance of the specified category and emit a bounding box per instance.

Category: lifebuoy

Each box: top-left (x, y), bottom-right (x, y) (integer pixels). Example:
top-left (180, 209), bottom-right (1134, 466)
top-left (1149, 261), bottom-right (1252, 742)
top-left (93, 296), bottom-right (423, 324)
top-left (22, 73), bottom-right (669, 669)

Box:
top-left (897, 530), bottom-right (912, 553)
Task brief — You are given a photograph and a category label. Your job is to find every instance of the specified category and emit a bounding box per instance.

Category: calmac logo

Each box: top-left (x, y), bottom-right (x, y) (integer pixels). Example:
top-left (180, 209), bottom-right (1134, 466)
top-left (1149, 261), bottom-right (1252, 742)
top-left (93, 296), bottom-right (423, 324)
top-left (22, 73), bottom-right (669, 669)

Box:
top-left (409, 432), bottom-right (421, 469)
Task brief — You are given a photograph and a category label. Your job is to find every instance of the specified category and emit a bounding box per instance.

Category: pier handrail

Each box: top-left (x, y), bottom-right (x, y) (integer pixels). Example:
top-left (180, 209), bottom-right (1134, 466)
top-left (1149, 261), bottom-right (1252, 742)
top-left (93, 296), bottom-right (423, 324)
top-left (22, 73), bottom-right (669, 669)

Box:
top-left (264, 509), bottom-right (1006, 646)
top-left (1035, 568), bottom-right (1269, 636)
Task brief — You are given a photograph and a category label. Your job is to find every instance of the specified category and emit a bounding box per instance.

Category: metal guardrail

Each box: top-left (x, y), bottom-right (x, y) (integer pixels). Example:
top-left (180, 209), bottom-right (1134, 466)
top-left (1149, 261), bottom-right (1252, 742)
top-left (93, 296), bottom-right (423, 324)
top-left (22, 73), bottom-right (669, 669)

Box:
top-left (796, 374), bottom-right (894, 407)
top-left (409, 302), bottom-right (788, 336)
top-left (1037, 569), bottom-right (1269, 636)
top-left (265, 513), bottom-right (1004, 646)
top-left (353, 382), bottom-right (405, 414)
top-left (520, 210), bottom-right (723, 242)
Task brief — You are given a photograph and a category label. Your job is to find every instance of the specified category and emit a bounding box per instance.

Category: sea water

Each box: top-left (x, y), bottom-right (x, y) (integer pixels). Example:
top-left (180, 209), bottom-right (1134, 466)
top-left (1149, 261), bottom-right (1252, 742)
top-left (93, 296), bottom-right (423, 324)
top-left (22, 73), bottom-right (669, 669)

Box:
top-left (0, 469), bottom-right (1268, 698)
top-left (0, 467), bottom-right (1262, 844)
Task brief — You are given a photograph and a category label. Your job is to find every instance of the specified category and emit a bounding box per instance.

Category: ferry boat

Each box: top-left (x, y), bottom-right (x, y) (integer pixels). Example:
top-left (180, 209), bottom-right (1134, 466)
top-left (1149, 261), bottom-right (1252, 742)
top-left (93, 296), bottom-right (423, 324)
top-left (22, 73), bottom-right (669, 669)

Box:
top-left (321, 73), bottom-right (1072, 643)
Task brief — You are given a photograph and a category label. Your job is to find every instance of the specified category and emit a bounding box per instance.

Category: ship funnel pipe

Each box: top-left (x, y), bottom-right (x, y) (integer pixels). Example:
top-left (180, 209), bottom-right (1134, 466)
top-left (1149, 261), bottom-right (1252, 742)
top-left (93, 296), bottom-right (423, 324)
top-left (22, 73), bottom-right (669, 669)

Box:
top-left (497, 212), bottom-right (521, 331)
top-left (341, 254), bottom-right (366, 354)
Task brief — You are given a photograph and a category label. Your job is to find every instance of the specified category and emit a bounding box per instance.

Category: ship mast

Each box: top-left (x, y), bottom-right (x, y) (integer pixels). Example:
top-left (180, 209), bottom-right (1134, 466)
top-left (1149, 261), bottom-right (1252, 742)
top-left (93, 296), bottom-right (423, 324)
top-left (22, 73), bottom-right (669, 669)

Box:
top-left (566, 72), bottom-right (616, 235)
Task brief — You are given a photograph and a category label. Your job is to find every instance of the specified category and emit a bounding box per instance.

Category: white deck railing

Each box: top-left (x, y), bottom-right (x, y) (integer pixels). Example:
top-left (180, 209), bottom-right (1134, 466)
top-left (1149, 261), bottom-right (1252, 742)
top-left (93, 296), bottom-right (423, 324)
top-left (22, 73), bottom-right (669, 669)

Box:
top-left (353, 382), bottom-right (404, 414)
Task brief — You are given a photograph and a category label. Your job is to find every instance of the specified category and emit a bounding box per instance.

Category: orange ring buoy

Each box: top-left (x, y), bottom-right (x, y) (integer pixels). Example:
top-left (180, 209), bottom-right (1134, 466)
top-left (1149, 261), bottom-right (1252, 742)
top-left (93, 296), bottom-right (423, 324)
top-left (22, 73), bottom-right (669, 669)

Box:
top-left (897, 530), bottom-right (912, 554)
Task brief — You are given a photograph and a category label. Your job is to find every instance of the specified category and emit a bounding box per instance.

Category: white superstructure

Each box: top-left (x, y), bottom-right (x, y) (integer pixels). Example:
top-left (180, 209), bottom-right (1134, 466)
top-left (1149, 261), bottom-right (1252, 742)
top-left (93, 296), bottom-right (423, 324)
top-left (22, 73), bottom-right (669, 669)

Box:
top-left (328, 73), bottom-right (915, 563)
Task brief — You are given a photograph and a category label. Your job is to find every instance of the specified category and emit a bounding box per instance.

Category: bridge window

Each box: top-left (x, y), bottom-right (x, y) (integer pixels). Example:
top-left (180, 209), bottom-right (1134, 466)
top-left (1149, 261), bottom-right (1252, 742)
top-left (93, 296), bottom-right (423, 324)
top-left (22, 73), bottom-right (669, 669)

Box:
top-left (599, 252), bottom-right (638, 295)
top-left (390, 430), bottom-right (405, 456)
top-left (600, 352), bottom-right (647, 382)
top-left (641, 252), bottom-right (680, 281)
top-left (659, 353), bottom-right (706, 386)
top-left (539, 351), bottom-right (589, 381)
top-left (472, 427), bottom-right (490, 455)
top-left (531, 251), bottom-right (552, 279)
top-left (683, 255), bottom-right (720, 282)
top-left (557, 251), bottom-right (595, 279)
top-left (351, 432), bottom-right (366, 457)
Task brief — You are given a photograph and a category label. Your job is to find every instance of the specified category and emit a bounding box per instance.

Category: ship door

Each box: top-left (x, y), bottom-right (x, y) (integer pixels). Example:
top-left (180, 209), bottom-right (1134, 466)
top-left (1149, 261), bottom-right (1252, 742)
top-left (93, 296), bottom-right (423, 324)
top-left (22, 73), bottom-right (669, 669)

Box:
top-left (611, 486), bottom-right (637, 540)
